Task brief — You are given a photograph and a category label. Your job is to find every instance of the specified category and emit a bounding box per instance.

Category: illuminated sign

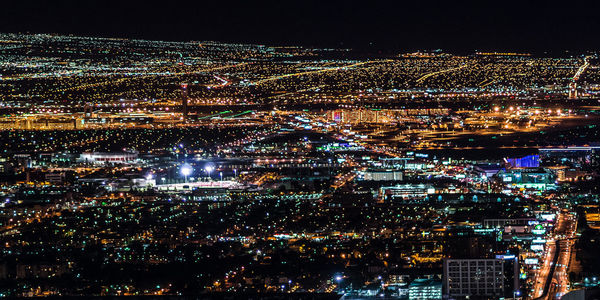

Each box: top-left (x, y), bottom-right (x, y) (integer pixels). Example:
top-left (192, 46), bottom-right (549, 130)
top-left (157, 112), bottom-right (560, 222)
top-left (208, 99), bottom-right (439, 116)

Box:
top-left (540, 214), bottom-right (555, 221)
top-left (495, 255), bottom-right (516, 260)
top-left (532, 224), bottom-right (545, 235)
top-left (531, 244), bottom-right (544, 251)
top-left (525, 258), bottom-right (539, 265)
top-left (333, 111), bottom-right (342, 121)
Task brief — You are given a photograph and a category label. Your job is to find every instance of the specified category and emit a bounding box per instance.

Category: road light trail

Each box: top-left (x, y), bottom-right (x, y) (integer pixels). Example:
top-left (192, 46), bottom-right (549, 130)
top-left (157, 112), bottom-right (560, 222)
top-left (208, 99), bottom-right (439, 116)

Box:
top-left (532, 212), bottom-right (577, 300)
top-left (251, 60), bottom-right (388, 85)
top-left (572, 56), bottom-right (590, 81)
top-left (57, 63), bottom-right (247, 92)
top-left (569, 56), bottom-right (591, 98)
top-left (416, 64), bottom-right (468, 83)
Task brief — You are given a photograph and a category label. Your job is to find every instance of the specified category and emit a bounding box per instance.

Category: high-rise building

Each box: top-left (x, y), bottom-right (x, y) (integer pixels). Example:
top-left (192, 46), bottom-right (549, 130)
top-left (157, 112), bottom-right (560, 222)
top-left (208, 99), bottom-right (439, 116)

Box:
top-left (181, 83), bottom-right (189, 121)
top-left (0, 156), bottom-right (13, 175)
top-left (443, 257), bottom-right (519, 299)
top-left (569, 81), bottom-right (578, 99)
top-left (84, 103), bottom-right (93, 118)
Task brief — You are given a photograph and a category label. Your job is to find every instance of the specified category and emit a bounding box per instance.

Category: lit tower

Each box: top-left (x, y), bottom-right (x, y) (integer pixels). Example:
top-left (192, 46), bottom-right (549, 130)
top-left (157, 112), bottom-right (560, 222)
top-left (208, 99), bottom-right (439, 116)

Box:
top-left (84, 103), bottom-right (93, 118)
top-left (181, 83), bottom-right (188, 121)
top-left (568, 81), bottom-right (577, 99)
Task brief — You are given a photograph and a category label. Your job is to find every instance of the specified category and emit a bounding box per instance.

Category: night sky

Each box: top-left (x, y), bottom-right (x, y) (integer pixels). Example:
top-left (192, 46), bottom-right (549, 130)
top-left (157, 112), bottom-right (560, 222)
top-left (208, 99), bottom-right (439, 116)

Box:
top-left (2, 0), bottom-right (600, 53)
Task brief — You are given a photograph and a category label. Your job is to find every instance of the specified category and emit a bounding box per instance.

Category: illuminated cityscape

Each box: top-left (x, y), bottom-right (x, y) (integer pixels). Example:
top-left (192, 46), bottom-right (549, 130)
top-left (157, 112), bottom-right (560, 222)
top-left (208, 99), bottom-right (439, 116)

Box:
top-left (1, 1), bottom-right (600, 299)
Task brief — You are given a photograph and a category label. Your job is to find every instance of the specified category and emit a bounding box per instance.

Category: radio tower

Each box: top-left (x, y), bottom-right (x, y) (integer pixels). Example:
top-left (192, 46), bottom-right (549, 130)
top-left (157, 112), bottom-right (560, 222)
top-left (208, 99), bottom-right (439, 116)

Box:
top-left (181, 83), bottom-right (188, 122)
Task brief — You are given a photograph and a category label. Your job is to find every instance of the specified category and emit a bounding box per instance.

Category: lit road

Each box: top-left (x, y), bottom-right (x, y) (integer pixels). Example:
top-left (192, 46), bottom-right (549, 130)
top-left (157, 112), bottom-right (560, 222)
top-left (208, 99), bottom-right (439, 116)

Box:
top-left (251, 60), bottom-right (388, 85)
top-left (0, 207), bottom-right (63, 237)
top-left (552, 238), bottom-right (575, 299)
top-left (415, 64), bottom-right (468, 83)
top-left (572, 56), bottom-right (590, 81)
top-left (532, 240), bottom-right (557, 298)
top-left (569, 56), bottom-right (590, 98)
top-left (330, 168), bottom-right (362, 190)
top-left (532, 211), bottom-right (577, 300)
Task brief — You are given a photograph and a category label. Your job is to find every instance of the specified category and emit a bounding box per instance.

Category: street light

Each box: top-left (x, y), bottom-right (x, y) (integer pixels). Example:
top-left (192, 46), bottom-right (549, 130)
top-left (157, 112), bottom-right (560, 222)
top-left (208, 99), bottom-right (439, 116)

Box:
top-left (205, 165), bottom-right (214, 180)
top-left (181, 164), bottom-right (193, 183)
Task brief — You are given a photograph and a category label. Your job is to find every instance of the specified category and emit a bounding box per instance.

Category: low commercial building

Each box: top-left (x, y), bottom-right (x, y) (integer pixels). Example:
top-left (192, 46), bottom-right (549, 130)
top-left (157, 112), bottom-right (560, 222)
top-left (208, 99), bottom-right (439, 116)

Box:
top-left (409, 278), bottom-right (442, 300)
top-left (379, 184), bottom-right (435, 200)
top-left (496, 167), bottom-right (556, 191)
top-left (363, 169), bottom-right (403, 181)
top-left (79, 152), bottom-right (138, 164)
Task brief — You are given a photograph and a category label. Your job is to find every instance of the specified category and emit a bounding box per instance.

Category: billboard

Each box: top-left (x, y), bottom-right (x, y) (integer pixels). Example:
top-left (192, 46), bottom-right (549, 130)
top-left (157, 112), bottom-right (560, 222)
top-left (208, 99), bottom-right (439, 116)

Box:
top-left (531, 244), bottom-right (544, 251)
top-left (525, 258), bottom-right (539, 265)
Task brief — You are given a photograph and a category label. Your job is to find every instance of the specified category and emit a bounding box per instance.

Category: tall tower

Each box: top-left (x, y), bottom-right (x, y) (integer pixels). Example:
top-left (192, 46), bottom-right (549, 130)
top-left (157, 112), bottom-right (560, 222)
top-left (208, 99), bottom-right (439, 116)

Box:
top-left (181, 83), bottom-right (188, 121)
top-left (84, 103), bottom-right (93, 118)
top-left (568, 81), bottom-right (577, 99)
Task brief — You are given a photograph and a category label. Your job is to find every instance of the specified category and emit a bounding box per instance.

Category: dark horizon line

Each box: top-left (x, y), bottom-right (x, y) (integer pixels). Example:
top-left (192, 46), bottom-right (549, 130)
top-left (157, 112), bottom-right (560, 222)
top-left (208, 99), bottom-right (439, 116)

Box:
top-left (2, 30), bottom-right (598, 57)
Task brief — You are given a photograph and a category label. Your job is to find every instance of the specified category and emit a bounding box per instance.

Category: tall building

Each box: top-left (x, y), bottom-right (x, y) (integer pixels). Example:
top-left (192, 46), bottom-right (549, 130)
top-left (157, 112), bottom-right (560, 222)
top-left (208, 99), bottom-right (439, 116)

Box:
top-left (181, 83), bottom-right (189, 121)
top-left (84, 103), bottom-right (93, 118)
top-left (443, 257), bottom-right (519, 299)
top-left (569, 81), bottom-right (578, 99)
top-left (0, 156), bottom-right (13, 175)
